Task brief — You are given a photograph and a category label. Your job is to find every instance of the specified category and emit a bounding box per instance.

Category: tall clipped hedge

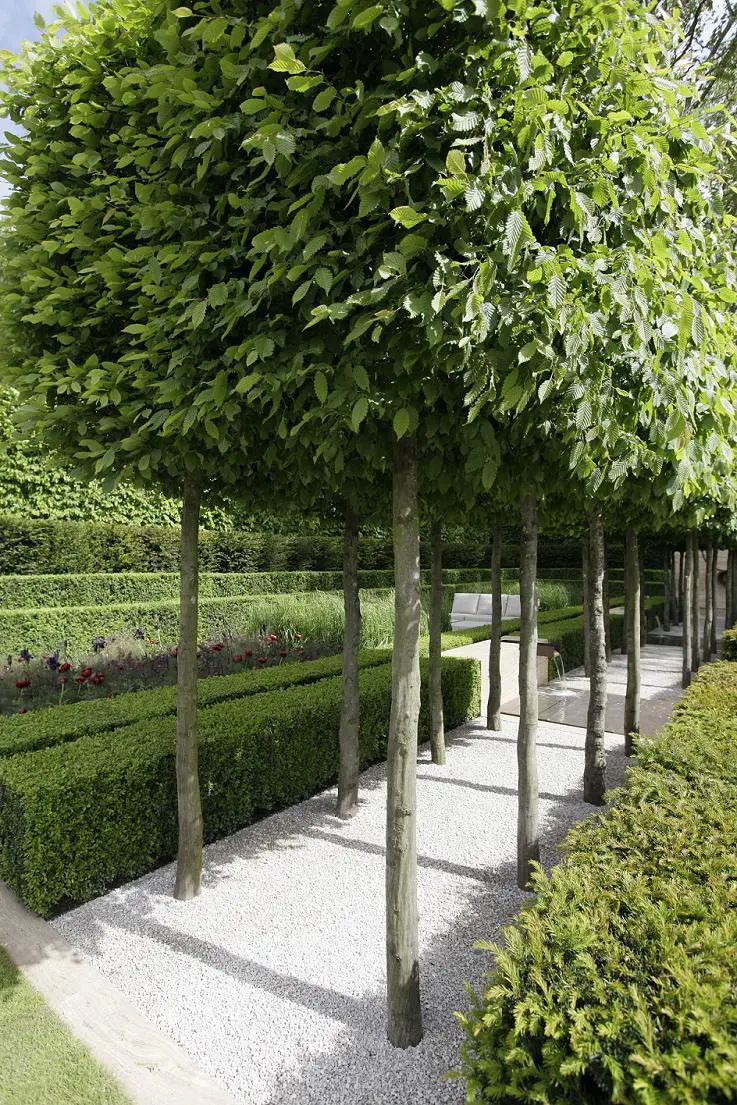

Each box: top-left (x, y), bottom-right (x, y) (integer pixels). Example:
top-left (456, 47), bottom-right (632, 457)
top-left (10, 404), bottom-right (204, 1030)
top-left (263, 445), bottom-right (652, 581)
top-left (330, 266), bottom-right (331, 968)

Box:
top-left (0, 655), bottom-right (480, 915)
top-left (459, 661), bottom-right (737, 1104)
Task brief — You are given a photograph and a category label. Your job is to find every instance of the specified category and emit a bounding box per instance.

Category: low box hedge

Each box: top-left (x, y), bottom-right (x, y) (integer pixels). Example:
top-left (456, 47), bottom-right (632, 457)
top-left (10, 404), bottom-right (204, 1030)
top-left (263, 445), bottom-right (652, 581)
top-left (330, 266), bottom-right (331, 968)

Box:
top-left (459, 660), bottom-right (737, 1104)
top-left (0, 655), bottom-right (480, 916)
top-left (0, 649), bottom-right (393, 760)
top-left (720, 626), bottom-right (737, 661)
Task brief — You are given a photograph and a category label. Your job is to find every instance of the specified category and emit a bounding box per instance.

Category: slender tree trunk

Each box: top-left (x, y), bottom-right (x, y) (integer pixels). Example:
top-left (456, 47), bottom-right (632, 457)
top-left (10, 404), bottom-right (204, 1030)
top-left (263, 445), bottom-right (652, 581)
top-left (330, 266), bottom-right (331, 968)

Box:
top-left (582, 538), bottom-right (591, 677)
top-left (621, 540), bottom-right (628, 656)
top-left (174, 472), bottom-right (203, 901)
top-left (671, 551), bottom-right (678, 623)
top-left (624, 528), bottom-right (640, 756)
top-left (726, 549), bottom-right (734, 630)
top-left (703, 546), bottom-right (713, 661)
top-left (710, 547), bottom-right (718, 656)
top-left (337, 500), bottom-right (361, 817)
top-left (584, 506), bottom-right (607, 805)
top-left (677, 548), bottom-right (684, 625)
top-left (682, 538), bottom-right (693, 689)
top-left (691, 532), bottom-right (700, 673)
top-left (428, 520), bottom-right (445, 765)
top-left (639, 545), bottom-right (647, 646)
top-left (602, 539), bottom-right (611, 662)
top-left (517, 488), bottom-right (540, 889)
top-left (386, 437), bottom-right (423, 1049)
top-left (663, 552), bottom-right (671, 632)
top-left (486, 522), bottom-right (503, 731)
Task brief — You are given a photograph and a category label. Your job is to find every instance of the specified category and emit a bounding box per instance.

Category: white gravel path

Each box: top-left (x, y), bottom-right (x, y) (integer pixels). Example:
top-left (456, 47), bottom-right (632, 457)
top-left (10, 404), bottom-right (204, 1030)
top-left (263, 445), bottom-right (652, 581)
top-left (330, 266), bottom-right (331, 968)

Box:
top-left (52, 713), bottom-right (631, 1105)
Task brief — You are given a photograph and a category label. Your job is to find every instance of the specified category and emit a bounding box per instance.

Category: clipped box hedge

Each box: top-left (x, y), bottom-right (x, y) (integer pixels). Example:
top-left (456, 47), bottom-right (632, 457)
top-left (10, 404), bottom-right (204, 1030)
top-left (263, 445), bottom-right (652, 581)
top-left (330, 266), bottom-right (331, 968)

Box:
top-left (720, 626), bottom-right (737, 661)
top-left (459, 660), bottom-right (737, 1104)
top-left (0, 656), bottom-right (480, 916)
top-left (0, 566), bottom-right (502, 610)
top-left (0, 649), bottom-right (393, 760)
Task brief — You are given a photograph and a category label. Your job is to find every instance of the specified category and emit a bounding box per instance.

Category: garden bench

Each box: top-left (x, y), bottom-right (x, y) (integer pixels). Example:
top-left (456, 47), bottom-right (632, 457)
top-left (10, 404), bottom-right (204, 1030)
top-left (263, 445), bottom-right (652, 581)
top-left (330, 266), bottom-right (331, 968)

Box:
top-left (450, 592), bottom-right (521, 630)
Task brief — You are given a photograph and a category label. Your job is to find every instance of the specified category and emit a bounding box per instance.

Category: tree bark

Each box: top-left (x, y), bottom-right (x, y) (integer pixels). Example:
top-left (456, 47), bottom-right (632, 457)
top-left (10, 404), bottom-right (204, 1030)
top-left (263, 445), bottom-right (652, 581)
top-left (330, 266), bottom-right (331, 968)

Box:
top-left (602, 539), bottom-right (611, 662)
top-left (703, 546), bottom-right (713, 661)
top-left (639, 544), bottom-right (647, 646)
top-left (691, 532), bottom-right (700, 673)
top-left (624, 527), bottom-right (640, 756)
top-left (663, 552), bottom-right (671, 632)
top-left (677, 548), bottom-right (684, 625)
top-left (710, 546), bottom-right (718, 656)
top-left (486, 522), bottom-right (503, 731)
top-left (517, 488), bottom-right (540, 889)
top-left (582, 538), bottom-right (591, 677)
top-left (682, 538), bottom-right (693, 689)
top-left (174, 472), bottom-right (203, 901)
top-left (385, 437), bottom-right (423, 1049)
top-left (621, 542), bottom-right (628, 656)
top-left (428, 519), bottom-right (445, 765)
top-left (584, 505), bottom-right (607, 805)
top-left (337, 499), bottom-right (362, 817)
top-left (726, 549), bottom-right (734, 630)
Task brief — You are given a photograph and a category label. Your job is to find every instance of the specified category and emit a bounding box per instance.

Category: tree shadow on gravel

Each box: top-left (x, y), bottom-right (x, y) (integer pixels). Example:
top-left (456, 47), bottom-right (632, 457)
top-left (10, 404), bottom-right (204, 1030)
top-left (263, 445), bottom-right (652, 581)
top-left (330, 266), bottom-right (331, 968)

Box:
top-left (52, 714), bottom-right (633, 1105)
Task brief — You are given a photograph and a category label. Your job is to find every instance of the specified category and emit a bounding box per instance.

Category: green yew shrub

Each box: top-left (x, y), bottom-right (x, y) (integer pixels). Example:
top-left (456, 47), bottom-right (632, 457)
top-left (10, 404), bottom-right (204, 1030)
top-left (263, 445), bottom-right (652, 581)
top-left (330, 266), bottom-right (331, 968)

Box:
top-left (0, 656), bottom-right (480, 915)
top-left (459, 662), bottom-right (737, 1105)
top-left (720, 627), bottom-right (737, 661)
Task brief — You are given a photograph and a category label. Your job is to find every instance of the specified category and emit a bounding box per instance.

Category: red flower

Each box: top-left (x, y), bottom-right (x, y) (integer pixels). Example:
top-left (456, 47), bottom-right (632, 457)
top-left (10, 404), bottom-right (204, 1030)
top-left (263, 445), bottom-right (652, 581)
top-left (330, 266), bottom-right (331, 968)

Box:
top-left (212, 643), bottom-right (225, 653)
top-left (90, 671), bottom-right (105, 685)
top-left (257, 657), bottom-right (267, 664)
top-left (75, 675), bottom-right (87, 684)
top-left (170, 649), bottom-right (178, 658)
top-left (15, 679), bottom-right (31, 690)
top-left (268, 633), bottom-right (279, 642)
top-left (80, 667), bottom-right (93, 679)
top-left (245, 649), bottom-right (253, 658)
top-left (59, 662), bottom-right (72, 673)
top-left (19, 707), bottom-right (27, 715)
top-left (279, 650), bottom-right (287, 658)
top-left (234, 655), bottom-right (243, 663)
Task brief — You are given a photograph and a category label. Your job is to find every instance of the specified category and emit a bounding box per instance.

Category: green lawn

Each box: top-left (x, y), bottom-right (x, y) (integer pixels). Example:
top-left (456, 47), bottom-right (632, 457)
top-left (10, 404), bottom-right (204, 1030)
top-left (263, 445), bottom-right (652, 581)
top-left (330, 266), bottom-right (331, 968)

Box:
top-left (0, 947), bottom-right (131, 1105)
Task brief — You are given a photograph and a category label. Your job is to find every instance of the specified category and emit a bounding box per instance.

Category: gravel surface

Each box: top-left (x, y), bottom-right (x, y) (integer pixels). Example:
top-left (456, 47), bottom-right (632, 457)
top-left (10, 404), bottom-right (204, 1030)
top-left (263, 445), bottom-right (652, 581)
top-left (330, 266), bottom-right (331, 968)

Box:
top-left (53, 713), bottom-right (631, 1105)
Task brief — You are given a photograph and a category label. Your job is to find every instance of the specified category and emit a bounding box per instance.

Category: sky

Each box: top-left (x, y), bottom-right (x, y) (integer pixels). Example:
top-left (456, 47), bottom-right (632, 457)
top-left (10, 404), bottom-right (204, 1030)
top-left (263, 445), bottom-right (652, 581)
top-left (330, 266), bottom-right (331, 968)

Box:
top-left (0, 0), bottom-right (59, 55)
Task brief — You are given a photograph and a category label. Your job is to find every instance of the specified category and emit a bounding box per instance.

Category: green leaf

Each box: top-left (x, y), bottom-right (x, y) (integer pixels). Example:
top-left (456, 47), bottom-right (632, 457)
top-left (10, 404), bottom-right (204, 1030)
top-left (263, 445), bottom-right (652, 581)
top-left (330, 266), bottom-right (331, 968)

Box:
top-left (191, 300), bottom-right (207, 329)
top-left (314, 370), bottom-right (328, 403)
top-left (393, 408), bottom-right (410, 439)
top-left (313, 86), bottom-right (337, 112)
top-left (351, 396), bottom-right (368, 430)
top-left (445, 149), bottom-right (466, 175)
top-left (389, 206), bottom-right (427, 229)
top-left (557, 50), bottom-right (574, 67)
top-left (268, 43), bottom-right (306, 75)
top-left (352, 5), bottom-right (383, 29)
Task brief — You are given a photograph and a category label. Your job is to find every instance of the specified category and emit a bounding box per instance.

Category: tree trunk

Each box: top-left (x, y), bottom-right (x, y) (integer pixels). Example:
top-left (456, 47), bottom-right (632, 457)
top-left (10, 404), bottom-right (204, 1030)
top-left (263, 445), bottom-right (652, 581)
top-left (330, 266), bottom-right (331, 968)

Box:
top-left (703, 546), bottom-right (713, 661)
top-left (691, 532), bottom-right (700, 673)
top-left (621, 543), bottom-right (628, 656)
top-left (517, 488), bottom-right (540, 889)
top-left (337, 500), bottom-right (361, 817)
top-left (385, 437), bottom-right (423, 1049)
top-left (486, 522), bottom-right (503, 731)
top-left (584, 505), bottom-right (607, 805)
top-left (174, 472), bottom-right (203, 901)
top-left (428, 519), bottom-right (445, 765)
top-left (582, 538), bottom-right (591, 677)
top-left (663, 552), bottom-right (671, 632)
top-left (677, 548), bottom-right (684, 625)
top-left (726, 549), bottom-right (734, 630)
top-left (602, 539), bottom-right (611, 662)
top-left (710, 547), bottom-right (718, 656)
top-left (639, 545), bottom-right (646, 646)
top-left (682, 538), bottom-right (693, 689)
top-left (623, 527), bottom-right (640, 756)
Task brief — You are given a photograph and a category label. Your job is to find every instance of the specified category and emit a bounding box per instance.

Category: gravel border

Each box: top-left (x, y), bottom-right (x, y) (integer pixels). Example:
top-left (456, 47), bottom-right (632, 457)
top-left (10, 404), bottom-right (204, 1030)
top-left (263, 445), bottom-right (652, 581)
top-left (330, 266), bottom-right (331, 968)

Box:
top-left (51, 705), bottom-right (634, 1105)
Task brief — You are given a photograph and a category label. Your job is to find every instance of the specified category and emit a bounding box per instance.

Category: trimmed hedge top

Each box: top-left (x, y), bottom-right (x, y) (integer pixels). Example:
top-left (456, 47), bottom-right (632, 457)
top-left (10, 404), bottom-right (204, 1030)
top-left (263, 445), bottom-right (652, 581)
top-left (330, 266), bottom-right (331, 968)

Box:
top-left (459, 660), bottom-right (737, 1104)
